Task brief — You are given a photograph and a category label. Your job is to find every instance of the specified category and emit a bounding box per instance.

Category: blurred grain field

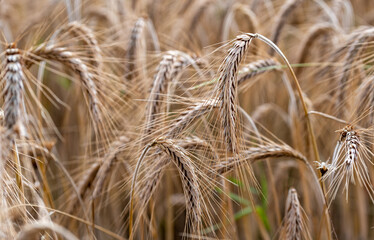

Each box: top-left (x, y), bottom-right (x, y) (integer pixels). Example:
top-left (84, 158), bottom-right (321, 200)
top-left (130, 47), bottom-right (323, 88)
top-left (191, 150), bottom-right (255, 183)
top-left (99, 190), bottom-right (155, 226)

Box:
top-left (1, 0), bottom-right (374, 239)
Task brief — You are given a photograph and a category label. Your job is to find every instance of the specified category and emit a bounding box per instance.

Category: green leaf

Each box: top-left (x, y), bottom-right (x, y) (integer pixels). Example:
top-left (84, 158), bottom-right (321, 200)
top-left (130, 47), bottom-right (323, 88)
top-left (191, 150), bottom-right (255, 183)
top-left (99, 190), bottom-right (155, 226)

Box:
top-left (256, 206), bottom-right (271, 232)
top-left (234, 206), bottom-right (253, 220)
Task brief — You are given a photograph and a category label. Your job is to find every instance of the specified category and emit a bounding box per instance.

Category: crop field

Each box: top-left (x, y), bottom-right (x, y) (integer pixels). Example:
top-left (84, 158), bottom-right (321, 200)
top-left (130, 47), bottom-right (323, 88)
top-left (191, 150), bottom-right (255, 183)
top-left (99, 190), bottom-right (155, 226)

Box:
top-left (1, 0), bottom-right (374, 239)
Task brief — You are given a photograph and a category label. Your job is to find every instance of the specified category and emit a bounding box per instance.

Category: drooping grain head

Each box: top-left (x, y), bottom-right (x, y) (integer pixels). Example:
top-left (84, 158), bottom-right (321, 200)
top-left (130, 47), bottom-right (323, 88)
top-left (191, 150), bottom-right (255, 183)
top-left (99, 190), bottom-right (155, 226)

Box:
top-left (64, 21), bottom-right (103, 70)
top-left (25, 44), bottom-right (101, 122)
top-left (143, 53), bottom-right (175, 143)
top-left (215, 145), bottom-right (307, 175)
top-left (131, 137), bottom-right (204, 234)
top-left (217, 34), bottom-right (253, 154)
top-left (237, 58), bottom-right (279, 85)
top-left (166, 98), bottom-right (219, 139)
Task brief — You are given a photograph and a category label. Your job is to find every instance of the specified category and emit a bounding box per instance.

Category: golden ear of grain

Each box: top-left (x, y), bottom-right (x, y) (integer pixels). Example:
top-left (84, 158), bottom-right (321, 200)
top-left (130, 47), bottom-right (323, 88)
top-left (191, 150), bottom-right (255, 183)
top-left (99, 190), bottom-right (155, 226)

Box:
top-left (62, 21), bottom-right (103, 70)
top-left (158, 139), bottom-right (202, 223)
top-left (143, 54), bottom-right (175, 143)
top-left (215, 145), bottom-right (306, 175)
top-left (284, 188), bottom-right (302, 240)
top-left (166, 98), bottom-right (219, 139)
top-left (124, 18), bottom-right (146, 82)
top-left (277, 187), bottom-right (312, 240)
top-left (337, 28), bottom-right (374, 116)
top-left (237, 58), bottom-right (279, 85)
top-left (138, 136), bottom-right (217, 209)
top-left (3, 44), bottom-right (26, 136)
top-left (324, 126), bottom-right (374, 203)
top-left (217, 34), bottom-right (254, 154)
top-left (25, 44), bottom-right (101, 122)
top-left (132, 138), bottom-right (203, 232)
